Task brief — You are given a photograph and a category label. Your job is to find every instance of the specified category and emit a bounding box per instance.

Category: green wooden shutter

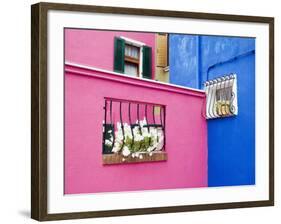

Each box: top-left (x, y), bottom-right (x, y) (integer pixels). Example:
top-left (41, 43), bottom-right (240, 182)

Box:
top-left (142, 46), bottom-right (152, 79)
top-left (114, 37), bottom-right (125, 73)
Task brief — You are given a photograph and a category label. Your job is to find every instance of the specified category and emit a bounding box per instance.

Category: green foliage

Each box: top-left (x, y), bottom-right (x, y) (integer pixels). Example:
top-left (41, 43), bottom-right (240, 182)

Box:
top-left (124, 136), bottom-right (154, 152)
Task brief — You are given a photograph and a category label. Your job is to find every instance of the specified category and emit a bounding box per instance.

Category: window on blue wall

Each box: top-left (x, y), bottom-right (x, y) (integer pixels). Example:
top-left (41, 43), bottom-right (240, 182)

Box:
top-left (204, 74), bottom-right (238, 119)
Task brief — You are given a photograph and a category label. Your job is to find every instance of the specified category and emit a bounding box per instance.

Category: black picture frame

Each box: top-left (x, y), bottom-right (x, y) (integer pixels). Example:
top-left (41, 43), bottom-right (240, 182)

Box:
top-left (31, 2), bottom-right (274, 221)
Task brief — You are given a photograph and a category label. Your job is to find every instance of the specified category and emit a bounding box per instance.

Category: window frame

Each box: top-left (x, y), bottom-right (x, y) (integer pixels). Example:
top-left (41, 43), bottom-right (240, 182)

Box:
top-left (120, 36), bottom-right (146, 78)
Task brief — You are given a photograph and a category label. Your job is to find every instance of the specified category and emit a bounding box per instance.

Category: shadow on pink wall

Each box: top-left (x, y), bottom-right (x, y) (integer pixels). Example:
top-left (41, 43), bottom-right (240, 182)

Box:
top-left (64, 64), bottom-right (208, 194)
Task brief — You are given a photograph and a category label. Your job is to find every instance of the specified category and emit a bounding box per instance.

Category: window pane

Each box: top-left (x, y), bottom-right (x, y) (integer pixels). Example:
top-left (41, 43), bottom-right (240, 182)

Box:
top-left (125, 44), bottom-right (139, 59)
top-left (124, 62), bottom-right (138, 77)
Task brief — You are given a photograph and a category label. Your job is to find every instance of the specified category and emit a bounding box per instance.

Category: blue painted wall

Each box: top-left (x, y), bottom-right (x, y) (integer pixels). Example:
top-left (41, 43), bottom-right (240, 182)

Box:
top-left (169, 35), bottom-right (200, 89)
top-left (169, 35), bottom-right (255, 187)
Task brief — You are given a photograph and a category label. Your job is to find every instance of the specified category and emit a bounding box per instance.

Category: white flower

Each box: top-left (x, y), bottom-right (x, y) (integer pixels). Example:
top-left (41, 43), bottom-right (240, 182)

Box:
top-left (157, 129), bottom-right (164, 137)
top-left (142, 131), bottom-right (151, 138)
top-left (112, 146), bottom-right (119, 153)
top-left (133, 126), bottom-right (139, 134)
top-left (149, 152), bottom-right (153, 156)
top-left (139, 154), bottom-right (143, 159)
top-left (139, 118), bottom-right (147, 128)
top-left (111, 141), bottom-right (121, 153)
top-left (122, 146), bottom-right (131, 157)
top-left (135, 152), bottom-right (140, 158)
top-left (124, 125), bottom-right (132, 139)
top-left (116, 131), bottom-right (123, 142)
top-left (135, 134), bottom-right (144, 141)
top-left (105, 139), bottom-right (112, 146)
top-left (107, 116), bottom-right (165, 157)
top-left (156, 138), bottom-right (164, 151)
top-left (117, 122), bottom-right (122, 131)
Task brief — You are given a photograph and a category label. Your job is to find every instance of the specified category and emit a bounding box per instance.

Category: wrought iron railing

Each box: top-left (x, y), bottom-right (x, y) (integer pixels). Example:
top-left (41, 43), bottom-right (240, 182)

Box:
top-left (204, 74), bottom-right (238, 119)
top-left (102, 98), bottom-right (166, 163)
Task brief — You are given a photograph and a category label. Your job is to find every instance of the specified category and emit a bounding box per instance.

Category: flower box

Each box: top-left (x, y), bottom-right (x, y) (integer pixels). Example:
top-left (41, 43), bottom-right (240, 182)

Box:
top-left (103, 151), bottom-right (167, 165)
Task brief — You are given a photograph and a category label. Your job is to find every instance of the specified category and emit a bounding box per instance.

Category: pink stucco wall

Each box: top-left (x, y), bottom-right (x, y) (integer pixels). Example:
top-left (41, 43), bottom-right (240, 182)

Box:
top-left (64, 64), bottom-right (208, 194)
top-left (65, 29), bottom-right (156, 79)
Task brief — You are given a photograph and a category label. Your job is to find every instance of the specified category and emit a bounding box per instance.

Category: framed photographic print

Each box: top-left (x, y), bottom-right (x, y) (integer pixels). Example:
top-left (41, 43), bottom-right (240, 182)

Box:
top-left (31, 2), bottom-right (274, 221)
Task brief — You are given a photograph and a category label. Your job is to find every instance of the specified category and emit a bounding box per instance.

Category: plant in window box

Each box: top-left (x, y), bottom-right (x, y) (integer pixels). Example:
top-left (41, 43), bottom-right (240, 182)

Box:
top-left (104, 118), bottom-right (164, 160)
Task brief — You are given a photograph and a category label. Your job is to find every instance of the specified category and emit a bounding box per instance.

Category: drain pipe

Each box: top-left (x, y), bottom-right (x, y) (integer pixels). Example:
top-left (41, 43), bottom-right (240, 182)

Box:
top-left (205, 49), bottom-right (255, 83)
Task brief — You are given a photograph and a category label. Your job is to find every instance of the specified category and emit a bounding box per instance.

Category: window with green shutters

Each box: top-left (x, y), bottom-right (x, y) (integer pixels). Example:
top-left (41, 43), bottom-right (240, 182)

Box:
top-left (113, 36), bottom-right (152, 79)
